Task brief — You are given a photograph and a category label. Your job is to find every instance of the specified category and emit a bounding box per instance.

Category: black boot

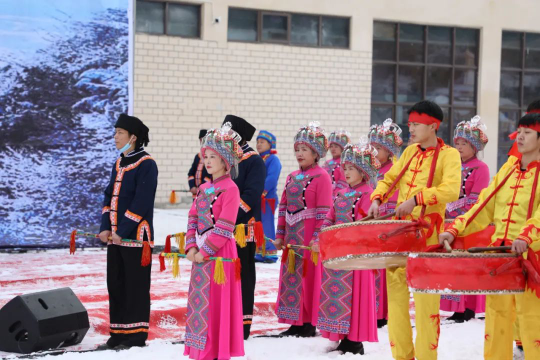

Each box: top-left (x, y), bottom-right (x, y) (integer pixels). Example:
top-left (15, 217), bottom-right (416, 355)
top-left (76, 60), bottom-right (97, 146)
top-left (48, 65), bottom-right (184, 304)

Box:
top-left (298, 323), bottom-right (316, 338)
top-left (340, 338), bottom-right (365, 355)
top-left (463, 308), bottom-right (475, 321)
top-left (279, 325), bottom-right (303, 337)
top-left (335, 339), bottom-right (347, 352)
top-left (96, 336), bottom-right (123, 350)
top-left (377, 319), bottom-right (387, 328)
top-left (447, 312), bottom-right (465, 323)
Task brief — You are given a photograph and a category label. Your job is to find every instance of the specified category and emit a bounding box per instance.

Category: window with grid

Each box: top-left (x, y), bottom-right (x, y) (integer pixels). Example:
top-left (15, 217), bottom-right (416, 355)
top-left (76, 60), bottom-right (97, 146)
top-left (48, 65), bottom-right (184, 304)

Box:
top-left (136, 0), bottom-right (201, 38)
top-left (227, 8), bottom-right (350, 49)
top-left (498, 31), bottom-right (540, 167)
top-left (371, 21), bottom-right (479, 144)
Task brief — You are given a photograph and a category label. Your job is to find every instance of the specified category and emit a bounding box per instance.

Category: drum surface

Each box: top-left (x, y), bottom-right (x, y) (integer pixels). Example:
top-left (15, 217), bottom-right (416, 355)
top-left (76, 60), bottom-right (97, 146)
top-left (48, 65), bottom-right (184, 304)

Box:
top-left (319, 220), bottom-right (426, 270)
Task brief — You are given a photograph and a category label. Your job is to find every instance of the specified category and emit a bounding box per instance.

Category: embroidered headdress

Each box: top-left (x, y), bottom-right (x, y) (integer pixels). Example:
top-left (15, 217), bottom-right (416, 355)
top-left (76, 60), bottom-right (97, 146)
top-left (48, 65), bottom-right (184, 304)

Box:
top-left (294, 121), bottom-right (328, 159)
top-left (328, 129), bottom-right (351, 150)
top-left (257, 130), bottom-right (277, 152)
top-left (201, 122), bottom-right (243, 178)
top-left (368, 118), bottom-right (403, 158)
top-left (453, 115), bottom-right (489, 152)
top-left (341, 136), bottom-right (381, 186)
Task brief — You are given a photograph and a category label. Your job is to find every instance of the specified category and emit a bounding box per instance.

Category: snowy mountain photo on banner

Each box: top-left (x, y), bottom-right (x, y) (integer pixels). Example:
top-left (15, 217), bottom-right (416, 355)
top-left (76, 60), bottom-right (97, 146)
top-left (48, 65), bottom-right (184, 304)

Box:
top-left (0, 0), bottom-right (131, 247)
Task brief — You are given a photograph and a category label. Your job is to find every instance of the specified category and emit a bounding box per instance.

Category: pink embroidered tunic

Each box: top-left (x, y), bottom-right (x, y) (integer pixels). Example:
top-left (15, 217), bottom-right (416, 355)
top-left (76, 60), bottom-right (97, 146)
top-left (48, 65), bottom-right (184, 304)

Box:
top-left (184, 174), bottom-right (244, 360)
top-left (377, 160), bottom-right (399, 216)
top-left (275, 164), bottom-right (332, 326)
top-left (323, 157), bottom-right (347, 198)
top-left (317, 182), bottom-right (379, 343)
top-left (441, 156), bottom-right (490, 314)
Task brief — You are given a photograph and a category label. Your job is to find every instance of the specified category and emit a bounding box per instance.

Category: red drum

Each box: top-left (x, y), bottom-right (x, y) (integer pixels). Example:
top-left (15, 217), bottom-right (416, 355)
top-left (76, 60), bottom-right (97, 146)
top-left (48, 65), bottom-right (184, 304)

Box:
top-left (445, 220), bottom-right (495, 249)
top-left (407, 252), bottom-right (525, 295)
top-left (319, 220), bottom-right (427, 270)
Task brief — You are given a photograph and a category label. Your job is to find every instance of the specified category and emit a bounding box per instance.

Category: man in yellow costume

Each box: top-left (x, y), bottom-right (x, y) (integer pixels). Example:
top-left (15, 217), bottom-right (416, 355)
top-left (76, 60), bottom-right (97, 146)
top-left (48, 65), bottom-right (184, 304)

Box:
top-left (440, 112), bottom-right (540, 360)
top-left (368, 100), bottom-right (461, 360)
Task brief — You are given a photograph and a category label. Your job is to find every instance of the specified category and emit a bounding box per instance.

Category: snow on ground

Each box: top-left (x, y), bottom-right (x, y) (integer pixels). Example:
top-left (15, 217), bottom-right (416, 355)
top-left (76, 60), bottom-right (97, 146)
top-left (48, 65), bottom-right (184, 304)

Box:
top-left (0, 209), bottom-right (521, 359)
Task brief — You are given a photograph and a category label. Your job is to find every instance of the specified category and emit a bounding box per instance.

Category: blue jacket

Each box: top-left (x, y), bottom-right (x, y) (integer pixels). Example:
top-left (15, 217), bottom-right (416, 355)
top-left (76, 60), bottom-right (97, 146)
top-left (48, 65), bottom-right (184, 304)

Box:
top-left (100, 148), bottom-right (158, 243)
top-left (260, 151), bottom-right (282, 200)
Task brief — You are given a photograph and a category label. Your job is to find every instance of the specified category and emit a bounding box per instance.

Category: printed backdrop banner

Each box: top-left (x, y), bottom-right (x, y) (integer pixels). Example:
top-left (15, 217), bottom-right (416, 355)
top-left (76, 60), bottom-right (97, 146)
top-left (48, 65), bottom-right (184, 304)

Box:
top-left (0, 0), bottom-right (131, 247)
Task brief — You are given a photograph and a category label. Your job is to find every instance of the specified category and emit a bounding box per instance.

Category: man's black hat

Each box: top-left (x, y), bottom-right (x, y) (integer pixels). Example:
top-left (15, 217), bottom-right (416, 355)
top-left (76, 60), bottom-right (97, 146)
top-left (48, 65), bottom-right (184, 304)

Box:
top-left (115, 113), bottom-right (150, 147)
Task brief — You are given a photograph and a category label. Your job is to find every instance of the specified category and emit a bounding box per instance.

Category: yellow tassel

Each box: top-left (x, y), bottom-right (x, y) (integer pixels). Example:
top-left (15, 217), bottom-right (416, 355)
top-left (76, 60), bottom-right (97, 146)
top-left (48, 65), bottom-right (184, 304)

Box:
top-left (172, 253), bottom-right (179, 279)
top-left (287, 249), bottom-right (296, 274)
top-left (235, 224), bottom-right (246, 248)
top-left (311, 251), bottom-right (319, 265)
top-left (176, 232), bottom-right (186, 254)
top-left (262, 236), bottom-right (267, 257)
top-left (213, 257), bottom-right (227, 285)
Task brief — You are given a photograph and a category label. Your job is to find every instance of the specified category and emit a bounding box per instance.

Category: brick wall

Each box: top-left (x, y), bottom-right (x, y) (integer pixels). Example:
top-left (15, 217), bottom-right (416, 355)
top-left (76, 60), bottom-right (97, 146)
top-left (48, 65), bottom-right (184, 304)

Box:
top-left (133, 34), bottom-right (372, 205)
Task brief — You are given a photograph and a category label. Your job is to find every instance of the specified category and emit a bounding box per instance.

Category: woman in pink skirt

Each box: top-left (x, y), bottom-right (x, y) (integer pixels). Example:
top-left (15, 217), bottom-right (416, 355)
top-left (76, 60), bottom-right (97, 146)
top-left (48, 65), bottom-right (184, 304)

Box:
top-left (315, 140), bottom-right (381, 354)
top-left (273, 122), bottom-right (333, 338)
top-left (441, 115), bottom-right (489, 322)
top-left (323, 130), bottom-right (350, 198)
top-left (184, 123), bottom-right (245, 360)
top-left (368, 118), bottom-right (403, 328)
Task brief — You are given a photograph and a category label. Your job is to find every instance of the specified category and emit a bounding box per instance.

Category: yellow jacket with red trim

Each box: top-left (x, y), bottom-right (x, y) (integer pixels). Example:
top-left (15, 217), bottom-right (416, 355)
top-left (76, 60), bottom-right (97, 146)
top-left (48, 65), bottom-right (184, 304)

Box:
top-left (371, 138), bottom-right (461, 245)
top-left (447, 158), bottom-right (540, 245)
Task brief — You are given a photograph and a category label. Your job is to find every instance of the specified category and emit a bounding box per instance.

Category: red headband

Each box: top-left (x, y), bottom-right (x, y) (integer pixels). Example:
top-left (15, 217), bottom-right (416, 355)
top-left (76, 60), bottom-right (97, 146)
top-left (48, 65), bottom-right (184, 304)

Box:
top-left (508, 111), bottom-right (540, 140)
top-left (408, 112), bottom-right (442, 130)
top-left (507, 110), bottom-right (540, 158)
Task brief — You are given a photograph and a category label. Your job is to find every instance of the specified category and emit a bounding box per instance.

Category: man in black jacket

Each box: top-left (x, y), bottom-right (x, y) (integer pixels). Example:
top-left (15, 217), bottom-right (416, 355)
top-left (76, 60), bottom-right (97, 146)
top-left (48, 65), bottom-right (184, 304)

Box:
top-left (98, 114), bottom-right (158, 349)
top-left (222, 115), bottom-right (266, 340)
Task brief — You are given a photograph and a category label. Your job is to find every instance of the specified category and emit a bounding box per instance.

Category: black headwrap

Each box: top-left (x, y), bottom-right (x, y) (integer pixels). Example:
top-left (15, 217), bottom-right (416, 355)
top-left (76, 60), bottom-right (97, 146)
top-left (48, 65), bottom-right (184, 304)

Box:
top-left (115, 113), bottom-right (150, 147)
top-left (222, 115), bottom-right (256, 142)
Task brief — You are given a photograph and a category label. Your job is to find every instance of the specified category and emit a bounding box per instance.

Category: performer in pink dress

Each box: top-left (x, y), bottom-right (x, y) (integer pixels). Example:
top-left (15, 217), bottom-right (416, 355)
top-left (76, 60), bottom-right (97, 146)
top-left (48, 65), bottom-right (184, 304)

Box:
top-left (441, 115), bottom-right (490, 323)
top-left (273, 122), bottom-right (333, 338)
top-left (368, 118), bottom-right (403, 328)
top-left (184, 123), bottom-right (245, 360)
top-left (316, 140), bottom-right (381, 355)
top-left (323, 130), bottom-right (351, 198)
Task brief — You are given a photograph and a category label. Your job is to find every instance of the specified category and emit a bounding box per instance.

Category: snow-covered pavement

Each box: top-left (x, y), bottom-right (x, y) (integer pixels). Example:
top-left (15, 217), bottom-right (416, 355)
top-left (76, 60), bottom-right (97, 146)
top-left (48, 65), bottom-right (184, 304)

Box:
top-left (0, 208), bottom-right (521, 359)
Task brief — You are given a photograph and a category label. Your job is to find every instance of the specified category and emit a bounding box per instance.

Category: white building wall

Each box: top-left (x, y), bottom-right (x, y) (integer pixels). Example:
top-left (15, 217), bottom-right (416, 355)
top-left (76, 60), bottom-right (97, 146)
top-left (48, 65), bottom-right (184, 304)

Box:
top-left (134, 0), bottom-right (540, 205)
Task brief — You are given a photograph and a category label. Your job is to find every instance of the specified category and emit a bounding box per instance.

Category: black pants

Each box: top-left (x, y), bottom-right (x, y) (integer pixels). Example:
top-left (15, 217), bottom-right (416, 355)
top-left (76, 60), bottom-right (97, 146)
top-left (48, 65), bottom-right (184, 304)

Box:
top-left (237, 242), bottom-right (256, 339)
top-left (107, 245), bottom-right (152, 346)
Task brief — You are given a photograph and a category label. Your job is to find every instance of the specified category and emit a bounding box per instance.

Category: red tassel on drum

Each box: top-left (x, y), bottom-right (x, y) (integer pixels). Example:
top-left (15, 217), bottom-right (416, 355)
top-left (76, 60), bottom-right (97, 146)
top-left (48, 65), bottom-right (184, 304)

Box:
top-left (70, 230), bottom-right (77, 255)
top-left (159, 253), bottom-right (166, 272)
top-left (141, 241), bottom-right (151, 267)
top-left (254, 222), bottom-right (265, 248)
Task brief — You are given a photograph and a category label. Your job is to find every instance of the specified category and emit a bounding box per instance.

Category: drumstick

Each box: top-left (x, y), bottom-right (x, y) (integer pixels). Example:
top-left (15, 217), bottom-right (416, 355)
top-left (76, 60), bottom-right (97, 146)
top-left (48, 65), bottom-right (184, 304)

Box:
top-left (467, 246), bottom-right (512, 253)
top-left (358, 212), bottom-right (394, 222)
top-left (288, 244), bottom-right (312, 251)
top-left (443, 239), bottom-right (453, 253)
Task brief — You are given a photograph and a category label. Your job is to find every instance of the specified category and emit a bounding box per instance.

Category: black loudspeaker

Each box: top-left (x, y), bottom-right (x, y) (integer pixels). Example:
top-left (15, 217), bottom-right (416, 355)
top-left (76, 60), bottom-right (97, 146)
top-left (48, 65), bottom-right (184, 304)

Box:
top-left (0, 287), bottom-right (90, 354)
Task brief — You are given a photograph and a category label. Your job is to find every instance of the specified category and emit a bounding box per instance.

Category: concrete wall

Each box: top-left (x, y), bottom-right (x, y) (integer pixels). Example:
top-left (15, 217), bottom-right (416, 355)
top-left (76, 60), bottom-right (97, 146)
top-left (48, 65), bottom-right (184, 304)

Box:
top-left (133, 0), bottom-right (540, 205)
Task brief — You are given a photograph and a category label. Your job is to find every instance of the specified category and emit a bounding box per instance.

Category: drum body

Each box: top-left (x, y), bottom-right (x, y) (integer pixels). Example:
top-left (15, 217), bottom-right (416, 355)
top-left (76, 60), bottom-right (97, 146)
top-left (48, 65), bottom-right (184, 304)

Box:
top-left (445, 220), bottom-right (494, 249)
top-left (407, 252), bottom-right (525, 295)
top-left (319, 220), bottom-right (426, 270)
